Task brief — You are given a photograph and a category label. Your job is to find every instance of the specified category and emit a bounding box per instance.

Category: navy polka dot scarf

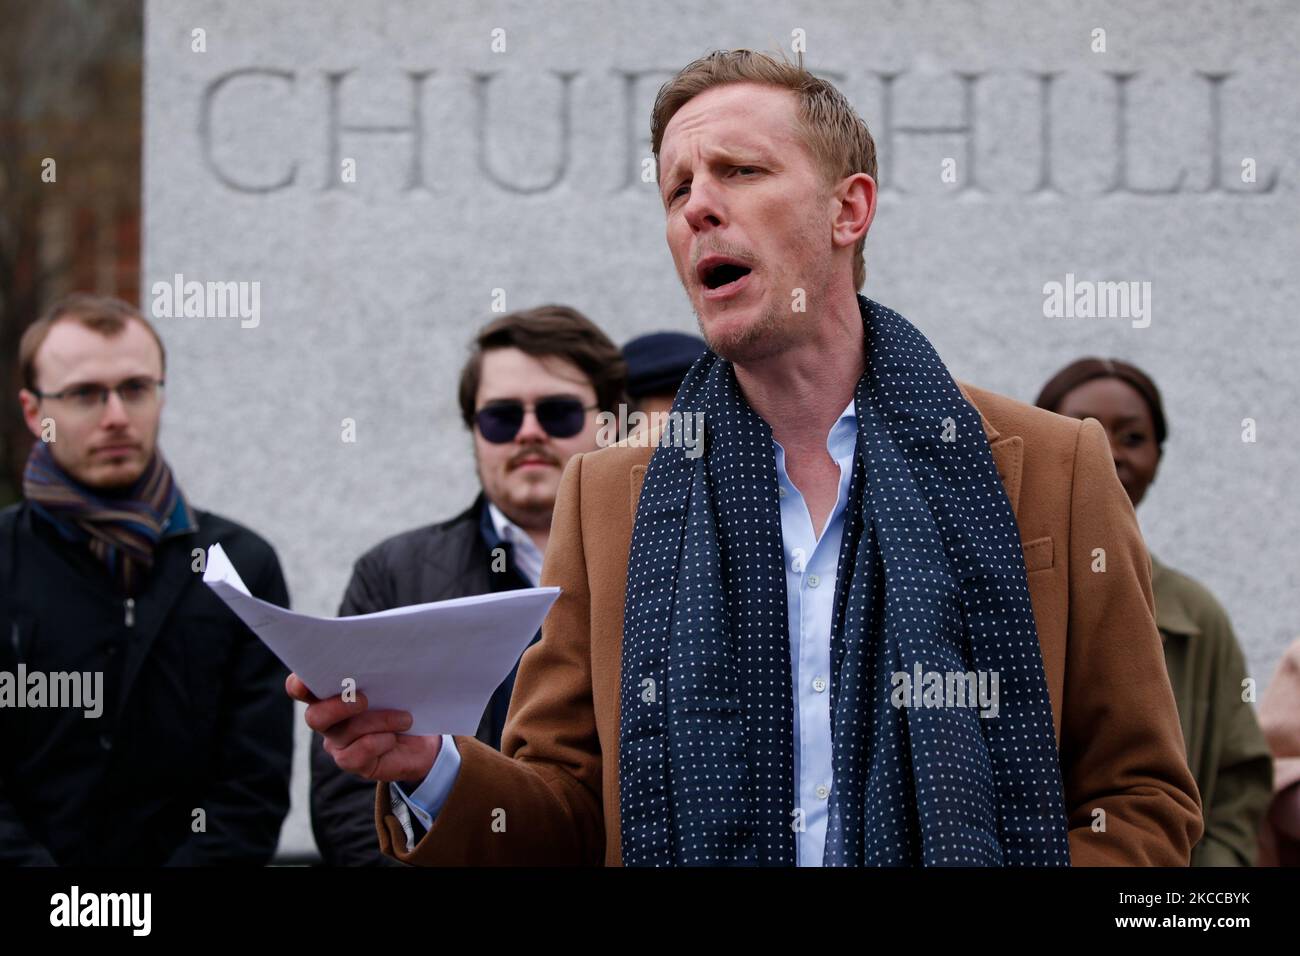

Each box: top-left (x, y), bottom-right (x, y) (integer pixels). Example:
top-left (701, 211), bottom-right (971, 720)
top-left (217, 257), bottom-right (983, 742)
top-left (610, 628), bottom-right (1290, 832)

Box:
top-left (619, 296), bottom-right (1071, 866)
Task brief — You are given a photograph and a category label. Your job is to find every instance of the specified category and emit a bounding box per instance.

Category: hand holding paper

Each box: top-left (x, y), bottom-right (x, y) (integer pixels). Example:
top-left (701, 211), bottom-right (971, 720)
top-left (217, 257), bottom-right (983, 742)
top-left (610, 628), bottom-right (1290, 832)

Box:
top-left (203, 543), bottom-right (560, 736)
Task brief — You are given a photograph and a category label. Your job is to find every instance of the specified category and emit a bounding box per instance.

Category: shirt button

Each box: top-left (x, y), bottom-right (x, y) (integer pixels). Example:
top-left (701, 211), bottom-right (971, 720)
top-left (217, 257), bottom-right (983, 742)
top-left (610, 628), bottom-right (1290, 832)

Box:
top-left (99, 735), bottom-right (113, 751)
top-left (807, 574), bottom-right (820, 588)
top-left (815, 785), bottom-right (830, 800)
top-left (778, 486), bottom-right (787, 498)
top-left (812, 677), bottom-right (827, 693)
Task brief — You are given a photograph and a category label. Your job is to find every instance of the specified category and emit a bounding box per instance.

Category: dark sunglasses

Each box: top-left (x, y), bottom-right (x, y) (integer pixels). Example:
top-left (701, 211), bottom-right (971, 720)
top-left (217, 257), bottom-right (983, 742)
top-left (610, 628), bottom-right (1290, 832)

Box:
top-left (474, 397), bottom-right (598, 444)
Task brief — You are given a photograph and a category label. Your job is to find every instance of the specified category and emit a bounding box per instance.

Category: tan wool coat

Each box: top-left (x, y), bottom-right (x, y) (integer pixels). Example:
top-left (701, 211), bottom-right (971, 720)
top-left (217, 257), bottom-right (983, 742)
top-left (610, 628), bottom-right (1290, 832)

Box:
top-left (376, 382), bottom-right (1203, 866)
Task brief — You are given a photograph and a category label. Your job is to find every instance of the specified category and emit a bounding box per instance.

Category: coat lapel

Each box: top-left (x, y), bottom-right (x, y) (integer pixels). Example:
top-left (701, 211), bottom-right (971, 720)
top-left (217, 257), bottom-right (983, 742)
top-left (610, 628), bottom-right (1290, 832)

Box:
top-left (955, 380), bottom-right (1023, 519)
top-left (630, 464), bottom-right (647, 517)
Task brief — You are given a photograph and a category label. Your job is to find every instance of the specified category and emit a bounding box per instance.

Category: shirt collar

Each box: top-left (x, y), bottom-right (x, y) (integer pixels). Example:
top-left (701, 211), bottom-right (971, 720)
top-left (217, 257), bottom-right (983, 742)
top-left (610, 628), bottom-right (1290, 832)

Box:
top-left (827, 397), bottom-right (858, 462)
top-left (1148, 552), bottom-right (1203, 638)
top-left (771, 397), bottom-right (858, 465)
top-left (162, 493), bottom-right (199, 539)
top-left (486, 501), bottom-right (540, 556)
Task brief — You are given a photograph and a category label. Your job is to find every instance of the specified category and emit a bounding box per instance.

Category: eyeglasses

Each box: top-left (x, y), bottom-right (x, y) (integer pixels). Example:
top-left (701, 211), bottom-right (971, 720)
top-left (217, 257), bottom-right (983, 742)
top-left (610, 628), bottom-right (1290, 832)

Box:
top-left (32, 377), bottom-right (165, 413)
top-left (474, 397), bottom-right (597, 444)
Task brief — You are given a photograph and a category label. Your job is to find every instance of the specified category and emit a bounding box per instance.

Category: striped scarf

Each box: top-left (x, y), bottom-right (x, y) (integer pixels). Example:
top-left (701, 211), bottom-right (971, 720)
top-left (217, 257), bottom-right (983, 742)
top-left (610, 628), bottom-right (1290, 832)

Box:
top-left (22, 440), bottom-right (194, 595)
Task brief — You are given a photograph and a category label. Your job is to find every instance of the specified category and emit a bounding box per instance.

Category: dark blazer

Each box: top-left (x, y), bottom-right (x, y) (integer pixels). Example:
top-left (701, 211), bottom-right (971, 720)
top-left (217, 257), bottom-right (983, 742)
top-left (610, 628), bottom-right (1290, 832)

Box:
top-left (0, 501), bottom-right (293, 865)
top-left (309, 494), bottom-right (534, 866)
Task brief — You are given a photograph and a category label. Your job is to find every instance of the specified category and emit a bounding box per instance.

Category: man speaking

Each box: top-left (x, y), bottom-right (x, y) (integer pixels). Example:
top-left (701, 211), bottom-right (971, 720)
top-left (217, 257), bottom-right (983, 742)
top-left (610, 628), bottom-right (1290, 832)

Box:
top-left (292, 49), bottom-right (1201, 866)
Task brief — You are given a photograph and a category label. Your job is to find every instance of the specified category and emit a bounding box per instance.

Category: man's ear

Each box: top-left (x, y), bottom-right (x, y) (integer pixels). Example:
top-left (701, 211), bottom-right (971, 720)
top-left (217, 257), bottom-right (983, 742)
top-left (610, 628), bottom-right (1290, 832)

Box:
top-left (18, 389), bottom-right (44, 440)
top-left (832, 172), bottom-right (876, 251)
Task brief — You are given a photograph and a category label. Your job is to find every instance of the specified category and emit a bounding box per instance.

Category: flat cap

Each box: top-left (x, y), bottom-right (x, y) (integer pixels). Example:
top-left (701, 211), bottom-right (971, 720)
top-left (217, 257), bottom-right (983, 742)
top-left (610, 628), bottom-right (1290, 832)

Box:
top-left (623, 331), bottom-right (708, 399)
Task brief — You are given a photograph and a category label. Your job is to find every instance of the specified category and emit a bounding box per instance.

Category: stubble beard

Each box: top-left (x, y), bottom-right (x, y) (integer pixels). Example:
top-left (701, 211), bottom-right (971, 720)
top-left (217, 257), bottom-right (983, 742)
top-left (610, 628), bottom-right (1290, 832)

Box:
top-left (695, 293), bottom-right (791, 367)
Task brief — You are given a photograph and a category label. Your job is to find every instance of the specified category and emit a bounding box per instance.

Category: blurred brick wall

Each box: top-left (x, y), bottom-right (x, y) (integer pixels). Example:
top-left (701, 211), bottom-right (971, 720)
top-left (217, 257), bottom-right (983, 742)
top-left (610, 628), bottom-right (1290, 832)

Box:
top-left (0, 1), bottom-right (142, 503)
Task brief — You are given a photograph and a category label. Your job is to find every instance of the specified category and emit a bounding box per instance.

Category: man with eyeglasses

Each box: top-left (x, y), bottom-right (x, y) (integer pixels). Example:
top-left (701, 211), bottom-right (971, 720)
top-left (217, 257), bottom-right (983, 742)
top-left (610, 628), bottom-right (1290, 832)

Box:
top-left (0, 293), bottom-right (293, 865)
top-left (308, 303), bottom-right (625, 866)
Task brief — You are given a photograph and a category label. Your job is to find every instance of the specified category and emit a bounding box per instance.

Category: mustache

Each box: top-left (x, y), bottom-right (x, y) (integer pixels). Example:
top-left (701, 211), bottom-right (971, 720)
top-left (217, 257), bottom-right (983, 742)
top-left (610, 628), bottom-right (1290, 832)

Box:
top-left (508, 448), bottom-right (561, 469)
top-left (691, 243), bottom-right (757, 273)
top-left (91, 441), bottom-right (141, 452)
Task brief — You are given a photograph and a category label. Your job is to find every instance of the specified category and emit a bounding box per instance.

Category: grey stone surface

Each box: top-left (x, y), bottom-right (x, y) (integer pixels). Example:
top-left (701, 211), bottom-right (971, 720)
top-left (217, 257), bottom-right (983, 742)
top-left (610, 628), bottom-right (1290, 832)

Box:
top-left (144, 0), bottom-right (1300, 858)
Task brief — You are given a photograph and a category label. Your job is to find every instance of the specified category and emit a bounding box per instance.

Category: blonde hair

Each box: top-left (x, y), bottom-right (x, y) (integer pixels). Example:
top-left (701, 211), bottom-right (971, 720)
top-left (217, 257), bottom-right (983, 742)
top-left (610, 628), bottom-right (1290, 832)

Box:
top-left (650, 49), bottom-right (878, 290)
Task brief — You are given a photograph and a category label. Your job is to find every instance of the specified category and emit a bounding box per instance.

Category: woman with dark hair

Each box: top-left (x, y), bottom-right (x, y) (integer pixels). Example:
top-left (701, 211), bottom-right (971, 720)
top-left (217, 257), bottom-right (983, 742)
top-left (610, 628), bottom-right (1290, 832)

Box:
top-left (1036, 358), bottom-right (1273, 866)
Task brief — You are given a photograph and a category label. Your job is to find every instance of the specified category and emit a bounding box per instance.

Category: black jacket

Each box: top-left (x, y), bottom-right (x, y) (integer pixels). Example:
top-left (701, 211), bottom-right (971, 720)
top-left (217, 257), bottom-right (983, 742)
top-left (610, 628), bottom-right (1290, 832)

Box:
top-left (0, 501), bottom-right (293, 865)
top-left (310, 495), bottom-right (534, 866)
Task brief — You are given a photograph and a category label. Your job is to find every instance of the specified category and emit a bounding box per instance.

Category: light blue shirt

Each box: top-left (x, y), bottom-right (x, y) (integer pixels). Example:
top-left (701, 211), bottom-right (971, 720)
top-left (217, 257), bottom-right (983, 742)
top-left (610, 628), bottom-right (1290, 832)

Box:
top-left (393, 399), bottom-right (859, 865)
top-left (776, 398), bottom-right (857, 866)
top-left (487, 501), bottom-right (546, 590)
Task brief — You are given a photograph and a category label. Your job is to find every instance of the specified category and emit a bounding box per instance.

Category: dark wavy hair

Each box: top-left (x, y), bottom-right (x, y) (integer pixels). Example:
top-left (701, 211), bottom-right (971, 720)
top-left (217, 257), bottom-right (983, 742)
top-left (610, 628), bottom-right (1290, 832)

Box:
top-left (457, 305), bottom-right (627, 428)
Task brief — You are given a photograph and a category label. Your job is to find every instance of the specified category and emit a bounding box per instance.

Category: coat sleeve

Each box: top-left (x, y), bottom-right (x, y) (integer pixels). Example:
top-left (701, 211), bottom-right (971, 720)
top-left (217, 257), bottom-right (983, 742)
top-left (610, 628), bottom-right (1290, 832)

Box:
top-left (1189, 608), bottom-right (1274, 866)
top-left (1058, 418), bottom-right (1204, 865)
top-left (375, 454), bottom-right (605, 865)
top-left (164, 546), bottom-right (294, 865)
top-left (0, 621), bottom-right (56, 863)
top-left (310, 552), bottom-right (405, 866)
top-left (0, 516), bottom-right (56, 864)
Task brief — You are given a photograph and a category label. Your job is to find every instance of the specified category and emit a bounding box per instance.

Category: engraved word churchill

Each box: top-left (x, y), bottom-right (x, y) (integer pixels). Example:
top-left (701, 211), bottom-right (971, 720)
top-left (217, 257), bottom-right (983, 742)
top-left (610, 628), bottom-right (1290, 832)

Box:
top-left (197, 67), bottom-right (1281, 198)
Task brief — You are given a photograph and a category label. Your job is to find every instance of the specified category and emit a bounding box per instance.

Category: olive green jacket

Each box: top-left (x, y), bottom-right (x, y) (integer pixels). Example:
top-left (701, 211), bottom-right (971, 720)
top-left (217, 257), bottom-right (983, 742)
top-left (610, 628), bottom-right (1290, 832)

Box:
top-left (1154, 553), bottom-right (1273, 866)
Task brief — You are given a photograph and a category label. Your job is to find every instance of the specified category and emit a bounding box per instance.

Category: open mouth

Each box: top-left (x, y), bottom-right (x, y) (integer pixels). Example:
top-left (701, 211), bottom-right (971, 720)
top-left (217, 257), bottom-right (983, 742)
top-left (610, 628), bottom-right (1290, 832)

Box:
top-left (697, 257), bottom-right (753, 291)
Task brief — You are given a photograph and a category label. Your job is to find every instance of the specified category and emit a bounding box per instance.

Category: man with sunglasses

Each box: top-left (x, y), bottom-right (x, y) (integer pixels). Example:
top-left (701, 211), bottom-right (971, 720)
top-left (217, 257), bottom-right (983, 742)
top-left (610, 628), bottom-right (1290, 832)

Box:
top-left (308, 304), bottom-right (625, 866)
top-left (0, 293), bottom-right (292, 865)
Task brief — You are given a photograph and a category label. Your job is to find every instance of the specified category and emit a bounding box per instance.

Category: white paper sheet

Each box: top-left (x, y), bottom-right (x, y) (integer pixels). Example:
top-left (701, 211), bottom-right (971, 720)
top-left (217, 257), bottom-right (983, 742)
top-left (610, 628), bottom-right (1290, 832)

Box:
top-left (202, 542), bottom-right (561, 735)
